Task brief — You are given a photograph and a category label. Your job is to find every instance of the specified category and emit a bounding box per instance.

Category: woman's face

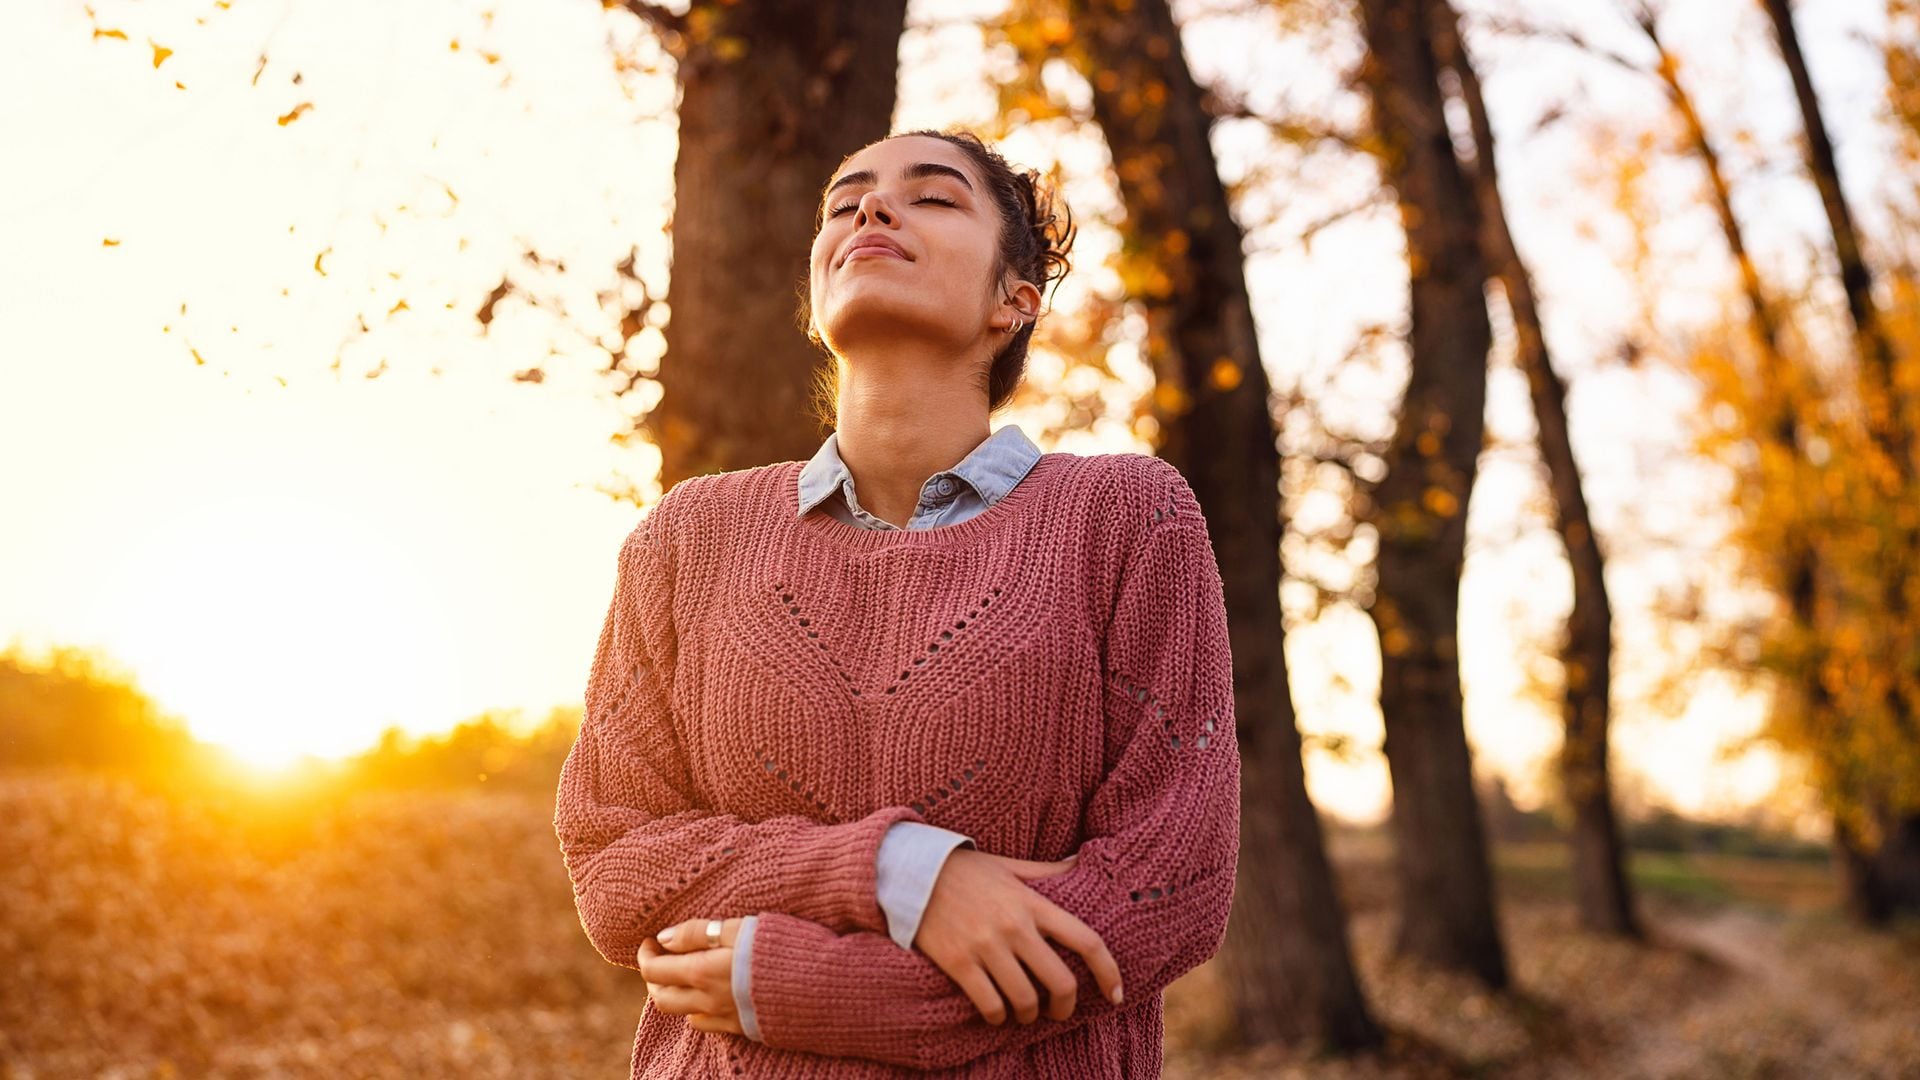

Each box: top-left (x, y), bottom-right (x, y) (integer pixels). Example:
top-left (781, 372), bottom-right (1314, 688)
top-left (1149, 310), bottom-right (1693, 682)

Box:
top-left (808, 135), bottom-right (1011, 360)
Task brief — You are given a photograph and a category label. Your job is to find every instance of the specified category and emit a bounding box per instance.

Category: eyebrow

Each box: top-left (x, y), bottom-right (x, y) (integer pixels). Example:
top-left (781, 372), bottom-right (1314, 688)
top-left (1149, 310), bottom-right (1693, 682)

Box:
top-left (823, 161), bottom-right (975, 203)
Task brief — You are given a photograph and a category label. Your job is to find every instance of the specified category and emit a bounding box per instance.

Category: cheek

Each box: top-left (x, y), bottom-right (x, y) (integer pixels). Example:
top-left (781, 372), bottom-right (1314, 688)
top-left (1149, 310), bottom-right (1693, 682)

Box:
top-left (809, 238), bottom-right (836, 285)
top-left (804, 256), bottom-right (825, 302)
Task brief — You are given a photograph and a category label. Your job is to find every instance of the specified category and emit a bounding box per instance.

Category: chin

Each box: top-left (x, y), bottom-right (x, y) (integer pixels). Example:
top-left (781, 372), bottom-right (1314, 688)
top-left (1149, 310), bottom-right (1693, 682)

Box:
top-left (819, 306), bottom-right (964, 353)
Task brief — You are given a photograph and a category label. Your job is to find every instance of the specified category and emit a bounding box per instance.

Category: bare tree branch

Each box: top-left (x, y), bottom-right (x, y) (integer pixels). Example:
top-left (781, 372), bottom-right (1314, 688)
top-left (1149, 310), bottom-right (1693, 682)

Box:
top-left (1472, 11), bottom-right (1649, 78)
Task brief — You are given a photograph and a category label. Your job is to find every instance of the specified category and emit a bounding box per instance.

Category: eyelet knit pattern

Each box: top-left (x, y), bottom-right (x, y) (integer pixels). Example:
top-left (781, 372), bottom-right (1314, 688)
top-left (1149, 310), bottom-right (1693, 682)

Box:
top-left (553, 451), bottom-right (1241, 1078)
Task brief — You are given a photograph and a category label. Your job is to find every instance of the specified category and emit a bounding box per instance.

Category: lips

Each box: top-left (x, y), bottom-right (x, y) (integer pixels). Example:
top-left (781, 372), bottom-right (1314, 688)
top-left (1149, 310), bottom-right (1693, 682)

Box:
top-left (840, 233), bottom-right (910, 267)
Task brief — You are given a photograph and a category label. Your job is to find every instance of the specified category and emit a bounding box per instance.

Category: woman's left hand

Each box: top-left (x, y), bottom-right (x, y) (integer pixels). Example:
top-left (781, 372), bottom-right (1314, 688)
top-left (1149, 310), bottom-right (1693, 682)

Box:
top-left (637, 916), bottom-right (749, 1035)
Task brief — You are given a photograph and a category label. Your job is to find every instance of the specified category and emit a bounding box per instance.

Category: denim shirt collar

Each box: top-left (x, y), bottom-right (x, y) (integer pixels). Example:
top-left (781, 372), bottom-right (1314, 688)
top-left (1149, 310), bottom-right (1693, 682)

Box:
top-left (796, 423), bottom-right (1042, 519)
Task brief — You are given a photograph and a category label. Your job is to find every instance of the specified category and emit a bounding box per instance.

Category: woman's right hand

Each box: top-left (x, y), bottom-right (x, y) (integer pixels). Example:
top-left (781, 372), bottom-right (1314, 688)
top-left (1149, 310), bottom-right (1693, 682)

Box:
top-left (913, 849), bottom-right (1124, 1026)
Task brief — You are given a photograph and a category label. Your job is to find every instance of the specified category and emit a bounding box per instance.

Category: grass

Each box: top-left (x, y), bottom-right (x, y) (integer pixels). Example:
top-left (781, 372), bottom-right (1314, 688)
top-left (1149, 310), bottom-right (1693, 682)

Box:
top-left (3, 773), bottom-right (1917, 1079)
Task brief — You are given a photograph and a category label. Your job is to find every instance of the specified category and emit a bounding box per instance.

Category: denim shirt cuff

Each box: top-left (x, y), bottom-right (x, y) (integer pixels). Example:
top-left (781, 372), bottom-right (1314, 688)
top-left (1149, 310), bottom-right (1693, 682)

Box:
top-left (876, 821), bottom-right (976, 950)
top-left (732, 914), bottom-right (763, 1042)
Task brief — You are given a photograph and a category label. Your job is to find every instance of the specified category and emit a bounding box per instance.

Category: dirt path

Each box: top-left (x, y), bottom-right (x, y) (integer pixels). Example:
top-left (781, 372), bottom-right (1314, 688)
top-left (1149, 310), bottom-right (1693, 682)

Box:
top-left (1621, 903), bottom-right (1920, 1079)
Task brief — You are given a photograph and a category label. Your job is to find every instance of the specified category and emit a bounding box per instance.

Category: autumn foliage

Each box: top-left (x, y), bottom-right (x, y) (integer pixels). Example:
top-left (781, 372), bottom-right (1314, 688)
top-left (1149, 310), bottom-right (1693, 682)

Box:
top-left (1679, 132), bottom-right (1920, 871)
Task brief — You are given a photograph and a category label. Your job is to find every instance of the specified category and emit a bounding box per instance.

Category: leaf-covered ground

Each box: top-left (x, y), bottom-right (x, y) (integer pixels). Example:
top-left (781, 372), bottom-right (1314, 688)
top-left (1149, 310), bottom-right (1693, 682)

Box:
top-left (2, 774), bottom-right (1915, 1079)
top-left (1164, 836), bottom-right (1920, 1079)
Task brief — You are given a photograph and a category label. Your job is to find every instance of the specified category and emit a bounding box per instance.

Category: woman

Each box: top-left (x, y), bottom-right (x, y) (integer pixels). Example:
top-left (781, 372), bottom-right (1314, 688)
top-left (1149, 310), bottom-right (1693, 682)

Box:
top-left (554, 128), bottom-right (1241, 1078)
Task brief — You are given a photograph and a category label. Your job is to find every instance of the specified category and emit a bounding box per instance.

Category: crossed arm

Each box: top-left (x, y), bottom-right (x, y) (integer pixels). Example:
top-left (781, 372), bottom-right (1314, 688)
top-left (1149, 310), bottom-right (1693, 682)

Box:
top-left (730, 821), bottom-right (974, 1041)
top-left (557, 461), bottom-right (1240, 1071)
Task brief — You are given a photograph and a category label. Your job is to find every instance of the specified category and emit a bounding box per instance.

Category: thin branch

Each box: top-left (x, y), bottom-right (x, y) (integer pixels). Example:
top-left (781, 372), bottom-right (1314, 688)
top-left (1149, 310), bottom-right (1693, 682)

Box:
top-left (1472, 11), bottom-right (1649, 78)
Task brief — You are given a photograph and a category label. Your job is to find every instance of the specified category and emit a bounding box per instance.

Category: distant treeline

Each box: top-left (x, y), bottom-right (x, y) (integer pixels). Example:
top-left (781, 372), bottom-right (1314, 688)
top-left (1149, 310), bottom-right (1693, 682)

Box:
top-left (0, 643), bottom-right (1830, 861)
top-left (0, 645), bottom-right (210, 774)
top-left (0, 643), bottom-right (580, 798)
top-left (346, 709), bottom-right (580, 794)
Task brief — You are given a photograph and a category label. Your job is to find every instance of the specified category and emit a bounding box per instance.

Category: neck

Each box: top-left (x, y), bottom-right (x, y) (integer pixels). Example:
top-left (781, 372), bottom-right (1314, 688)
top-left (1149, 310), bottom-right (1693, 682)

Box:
top-left (831, 338), bottom-right (993, 528)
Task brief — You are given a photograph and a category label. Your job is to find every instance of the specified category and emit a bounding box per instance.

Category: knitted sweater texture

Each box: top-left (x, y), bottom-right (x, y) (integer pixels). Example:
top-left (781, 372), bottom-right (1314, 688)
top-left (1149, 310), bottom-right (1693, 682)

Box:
top-left (553, 450), bottom-right (1241, 1078)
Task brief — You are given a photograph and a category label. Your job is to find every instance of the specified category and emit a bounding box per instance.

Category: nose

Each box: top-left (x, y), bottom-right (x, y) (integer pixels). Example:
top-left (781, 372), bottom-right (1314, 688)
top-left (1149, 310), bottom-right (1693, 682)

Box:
top-left (853, 189), bottom-right (896, 229)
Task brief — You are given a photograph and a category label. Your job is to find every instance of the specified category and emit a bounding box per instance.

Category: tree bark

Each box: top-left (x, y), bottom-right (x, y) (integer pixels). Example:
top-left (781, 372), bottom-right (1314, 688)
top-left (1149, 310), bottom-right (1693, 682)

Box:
top-left (1067, 0), bottom-right (1382, 1052)
top-left (1631, 6), bottom-right (1874, 914)
top-left (647, 0), bottom-right (910, 483)
top-left (1761, 0), bottom-right (1920, 922)
top-left (1835, 808), bottom-right (1920, 923)
top-left (1353, 0), bottom-right (1509, 987)
top-left (1428, 0), bottom-right (1641, 939)
top-left (1761, 0), bottom-right (1910, 467)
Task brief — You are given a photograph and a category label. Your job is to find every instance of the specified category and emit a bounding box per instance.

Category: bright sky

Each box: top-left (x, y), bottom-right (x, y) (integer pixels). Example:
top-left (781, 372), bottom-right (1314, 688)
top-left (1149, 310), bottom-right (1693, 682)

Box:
top-left (0, 0), bottom-right (1893, 832)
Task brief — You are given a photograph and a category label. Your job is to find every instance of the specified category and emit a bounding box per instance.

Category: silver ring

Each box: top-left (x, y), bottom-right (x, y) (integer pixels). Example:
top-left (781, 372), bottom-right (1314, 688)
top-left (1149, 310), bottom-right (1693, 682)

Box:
top-left (705, 918), bottom-right (723, 949)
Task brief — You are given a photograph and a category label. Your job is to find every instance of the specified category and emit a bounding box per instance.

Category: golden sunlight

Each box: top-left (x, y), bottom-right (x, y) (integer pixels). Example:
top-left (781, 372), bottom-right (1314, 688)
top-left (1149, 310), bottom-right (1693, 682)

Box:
top-left (106, 491), bottom-right (464, 768)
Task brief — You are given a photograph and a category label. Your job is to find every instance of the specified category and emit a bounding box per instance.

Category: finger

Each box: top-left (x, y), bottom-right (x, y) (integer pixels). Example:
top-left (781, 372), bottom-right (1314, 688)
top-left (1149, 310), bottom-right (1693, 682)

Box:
top-left (979, 940), bottom-right (1042, 1025)
top-left (998, 855), bottom-right (1069, 879)
top-left (949, 959), bottom-right (1011, 1026)
top-left (640, 949), bottom-right (699, 987)
top-left (658, 918), bottom-right (727, 953)
top-left (687, 1012), bottom-right (743, 1035)
top-left (1037, 905), bottom-right (1124, 1006)
top-left (1014, 928), bottom-right (1081, 1022)
top-left (1012, 855), bottom-right (1082, 881)
top-left (643, 946), bottom-right (733, 989)
top-left (1042, 855), bottom-right (1079, 878)
top-left (648, 981), bottom-right (728, 1016)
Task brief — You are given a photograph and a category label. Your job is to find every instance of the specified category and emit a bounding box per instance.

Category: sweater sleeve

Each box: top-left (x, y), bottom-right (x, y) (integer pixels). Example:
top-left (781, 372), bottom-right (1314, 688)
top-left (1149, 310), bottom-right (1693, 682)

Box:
top-left (735, 820), bottom-right (974, 1045)
top-left (553, 487), bottom-right (925, 973)
top-left (745, 459), bottom-right (1241, 1069)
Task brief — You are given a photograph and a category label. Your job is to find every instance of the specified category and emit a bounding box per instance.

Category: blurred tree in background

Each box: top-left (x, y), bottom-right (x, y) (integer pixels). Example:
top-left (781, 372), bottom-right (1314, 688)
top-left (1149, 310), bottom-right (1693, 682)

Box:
top-left (1665, 0), bottom-right (1920, 924)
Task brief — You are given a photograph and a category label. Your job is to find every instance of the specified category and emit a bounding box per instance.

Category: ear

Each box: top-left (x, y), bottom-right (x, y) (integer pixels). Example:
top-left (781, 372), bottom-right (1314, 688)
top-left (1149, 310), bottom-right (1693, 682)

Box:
top-left (998, 276), bottom-right (1043, 332)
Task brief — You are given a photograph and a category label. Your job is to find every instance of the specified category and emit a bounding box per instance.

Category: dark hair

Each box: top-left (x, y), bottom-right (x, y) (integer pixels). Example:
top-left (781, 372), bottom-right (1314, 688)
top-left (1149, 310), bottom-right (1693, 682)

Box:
top-left (797, 127), bottom-right (1076, 430)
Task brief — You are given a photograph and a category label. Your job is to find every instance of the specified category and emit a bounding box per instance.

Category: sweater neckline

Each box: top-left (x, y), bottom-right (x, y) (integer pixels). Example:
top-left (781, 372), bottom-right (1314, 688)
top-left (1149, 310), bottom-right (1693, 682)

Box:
top-left (785, 452), bottom-right (1069, 552)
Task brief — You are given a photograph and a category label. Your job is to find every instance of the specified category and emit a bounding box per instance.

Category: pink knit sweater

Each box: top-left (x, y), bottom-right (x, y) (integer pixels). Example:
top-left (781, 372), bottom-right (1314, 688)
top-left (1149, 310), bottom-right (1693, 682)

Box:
top-left (554, 450), bottom-right (1241, 1078)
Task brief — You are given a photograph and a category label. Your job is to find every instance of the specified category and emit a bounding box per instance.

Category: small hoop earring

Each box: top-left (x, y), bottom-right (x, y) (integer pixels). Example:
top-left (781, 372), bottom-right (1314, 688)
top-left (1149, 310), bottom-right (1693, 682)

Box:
top-left (1008, 315), bottom-right (1024, 335)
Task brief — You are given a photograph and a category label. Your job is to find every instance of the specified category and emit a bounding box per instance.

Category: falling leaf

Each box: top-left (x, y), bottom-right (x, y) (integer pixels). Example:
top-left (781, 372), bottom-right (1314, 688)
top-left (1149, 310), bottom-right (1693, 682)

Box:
top-left (150, 40), bottom-right (172, 67)
top-left (1152, 380), bottom-right (1191, 416)
top-left (1422, 486), bottom-right (1459, 518)
top-left (277, 102), bottom-right (312, 126)
top-left (1382, 627), bottom-right (1411, 656)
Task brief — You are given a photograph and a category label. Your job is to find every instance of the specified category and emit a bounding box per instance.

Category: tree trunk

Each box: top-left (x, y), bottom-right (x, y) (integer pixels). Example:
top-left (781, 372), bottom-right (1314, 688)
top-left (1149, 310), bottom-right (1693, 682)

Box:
top-left (1628, 7), bottom-right (1902, 923)
top-left (1762, 0), bottom-right (1920, 922)
top-left (1835, 808), bottom-right (1920, 923)
top-left (646, 0), bottom-right (910, 483)
top-left (1761, 0), bottom-right (1909, 466)
top-left (1067, 0), bottom-right (1382, 1052)
top-left (1428, 0), bottom-right (1641, 939)
top-left (1353, 0), bottom-right (1509, 987)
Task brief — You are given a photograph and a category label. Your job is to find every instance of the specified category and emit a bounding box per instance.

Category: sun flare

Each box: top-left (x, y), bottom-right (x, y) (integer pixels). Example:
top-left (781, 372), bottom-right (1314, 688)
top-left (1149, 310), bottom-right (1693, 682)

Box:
top-left (105, 491), bottom-right (467, 768)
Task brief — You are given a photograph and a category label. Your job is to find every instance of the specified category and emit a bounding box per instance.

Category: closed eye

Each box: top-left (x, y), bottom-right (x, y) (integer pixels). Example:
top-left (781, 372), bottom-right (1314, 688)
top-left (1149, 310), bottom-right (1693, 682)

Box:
top-left (827, 195), bottom-right (958, 217)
